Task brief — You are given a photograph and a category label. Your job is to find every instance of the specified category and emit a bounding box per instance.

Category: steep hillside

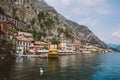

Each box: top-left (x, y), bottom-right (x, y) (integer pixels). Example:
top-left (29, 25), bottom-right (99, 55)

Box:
top-left (66, 20), bottom-right (108, 48)
top-left (0, 0), bottom-right (108, 49)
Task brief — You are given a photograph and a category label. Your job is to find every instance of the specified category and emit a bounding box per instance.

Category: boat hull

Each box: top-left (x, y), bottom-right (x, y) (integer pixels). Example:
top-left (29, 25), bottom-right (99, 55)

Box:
top-left (48, 51), bottom-right (59, 58)
top-left (48, 54), bottom-right (59, 58)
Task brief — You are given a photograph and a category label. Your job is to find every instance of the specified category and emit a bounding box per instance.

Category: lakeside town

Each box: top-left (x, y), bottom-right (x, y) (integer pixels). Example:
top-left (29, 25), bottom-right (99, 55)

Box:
top-left (0, 13), bottom-right (113, 58)
top-left (1, 0), bottom-right (120, 80)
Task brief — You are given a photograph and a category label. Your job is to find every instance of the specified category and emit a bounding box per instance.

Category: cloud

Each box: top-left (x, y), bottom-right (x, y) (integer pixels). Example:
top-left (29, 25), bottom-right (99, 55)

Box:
top-left (77, 0), bottom-right (106, 6)
top-left (60, 0), bottom-right (72, 6)
top-left (44, 0), bottom-right (112, 32)
top-left (45, 0), bottom-right (110, 16)
top-left (112, 31), bottom-right (120, 38)
top-left (111, 31), bottom-right (120, 44)
top-left (96, 7), bottom-right (110, 15)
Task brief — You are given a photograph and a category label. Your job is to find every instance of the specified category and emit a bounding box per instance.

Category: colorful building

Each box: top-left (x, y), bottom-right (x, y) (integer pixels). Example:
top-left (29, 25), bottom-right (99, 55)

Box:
top-left (15, 32), bottom-right (34, 54)
top-left (0, 22), bottom-right (9, 40)
top-left (73, 39), bottom-right (82, 51)
top-left (59, 40), bottom-right (74, 52)
top-left (0, 13), bottom-right (27, 31)
top-left (29, 41), bottom-right (50, 54)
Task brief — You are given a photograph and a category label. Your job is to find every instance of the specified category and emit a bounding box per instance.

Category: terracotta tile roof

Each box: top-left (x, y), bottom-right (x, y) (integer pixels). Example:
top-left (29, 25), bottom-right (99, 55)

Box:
top-left (16, 36), bottom-right (34, 42)
top-left (34, 41), bottom-right (48, 45)
top-left (29, 45), bottom-right (43, 48)
top-left (18, 32), bottom-right (33, 37)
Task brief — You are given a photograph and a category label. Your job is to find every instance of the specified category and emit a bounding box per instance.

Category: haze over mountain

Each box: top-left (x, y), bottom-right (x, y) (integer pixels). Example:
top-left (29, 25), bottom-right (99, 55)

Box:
top-left (0, 0), bottom-right (109, 49)
top-left (108, 43), bottom-right (120, 51)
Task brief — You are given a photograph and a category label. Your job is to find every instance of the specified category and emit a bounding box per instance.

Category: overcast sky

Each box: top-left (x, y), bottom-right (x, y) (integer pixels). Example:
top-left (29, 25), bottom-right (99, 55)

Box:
top-left (45, 0), bottom-right (120, 44)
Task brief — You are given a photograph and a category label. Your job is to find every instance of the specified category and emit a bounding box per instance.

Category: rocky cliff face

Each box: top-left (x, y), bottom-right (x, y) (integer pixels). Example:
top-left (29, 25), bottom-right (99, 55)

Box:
top-left (0, 0), bottom-right (108, 49)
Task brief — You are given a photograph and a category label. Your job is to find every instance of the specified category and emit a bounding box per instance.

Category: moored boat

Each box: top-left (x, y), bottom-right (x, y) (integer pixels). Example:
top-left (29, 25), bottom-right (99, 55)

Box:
top-left (49, 49), bottom-right (59, 58)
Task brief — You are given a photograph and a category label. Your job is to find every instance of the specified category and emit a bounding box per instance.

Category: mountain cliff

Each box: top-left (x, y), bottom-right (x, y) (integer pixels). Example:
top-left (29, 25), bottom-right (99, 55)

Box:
top-left (0, 0), bottom-right (108, 49)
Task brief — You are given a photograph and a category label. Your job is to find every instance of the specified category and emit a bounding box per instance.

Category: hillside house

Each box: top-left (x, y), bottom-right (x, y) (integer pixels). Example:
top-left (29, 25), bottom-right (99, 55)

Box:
top-left (59, 40), bottom-right (74, 52)
top-left (29, 41), bottom-right (50, 54)
top-left (0, 13), bottom-right (27, 30)
top-left (0, 22), bottom-right (9, 40)
top-left (15, 32), bottom-right (34, 54)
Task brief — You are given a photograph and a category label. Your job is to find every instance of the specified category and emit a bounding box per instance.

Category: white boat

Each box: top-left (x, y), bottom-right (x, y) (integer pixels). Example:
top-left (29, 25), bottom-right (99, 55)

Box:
top-left (27, 55), bottom-right (39, 58)
top-left (37, 49), bottom-right (49, 53)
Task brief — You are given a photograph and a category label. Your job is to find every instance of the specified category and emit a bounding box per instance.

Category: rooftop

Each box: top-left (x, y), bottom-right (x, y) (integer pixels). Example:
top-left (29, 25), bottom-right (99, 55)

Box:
top-left (16, 36), bottom-right (34, 42)
top-left (18, 32), bottom-right (33, 37)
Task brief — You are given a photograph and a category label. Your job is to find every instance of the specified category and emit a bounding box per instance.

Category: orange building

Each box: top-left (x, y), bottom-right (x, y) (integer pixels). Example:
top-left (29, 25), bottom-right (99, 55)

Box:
top-left (0, 13), bottom-right (27, 30)
top-left (0, 22), bottom-right (9, 40)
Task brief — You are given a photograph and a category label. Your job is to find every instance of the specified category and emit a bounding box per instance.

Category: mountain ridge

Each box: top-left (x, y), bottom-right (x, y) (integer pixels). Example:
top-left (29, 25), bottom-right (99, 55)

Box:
top-left (108, 43), bottom-right (120, 51)
top-left (0, 0), bottom-right (109, 49)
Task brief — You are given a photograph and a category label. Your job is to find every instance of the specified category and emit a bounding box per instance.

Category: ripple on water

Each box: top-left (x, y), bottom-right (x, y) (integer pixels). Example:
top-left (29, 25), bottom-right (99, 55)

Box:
top-left (1, 53), bottom-right (120, 80)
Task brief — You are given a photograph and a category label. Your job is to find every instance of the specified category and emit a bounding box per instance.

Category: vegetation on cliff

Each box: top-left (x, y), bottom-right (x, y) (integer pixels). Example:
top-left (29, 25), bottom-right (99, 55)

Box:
top-left (0, 0), bottom-right (109, 49)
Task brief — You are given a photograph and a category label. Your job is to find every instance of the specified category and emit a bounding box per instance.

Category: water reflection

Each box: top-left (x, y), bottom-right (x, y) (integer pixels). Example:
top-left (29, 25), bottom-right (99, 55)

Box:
top-left (16, 57), bottom-right (23, 63)
top-left (60, 55), bottom-right (76, 68)
top-left (58, 54), bottom-right (102, 80)
top-left (1, 53), bottom-right (120, 80)
top-left (0, 59), bottom-right (14, 80)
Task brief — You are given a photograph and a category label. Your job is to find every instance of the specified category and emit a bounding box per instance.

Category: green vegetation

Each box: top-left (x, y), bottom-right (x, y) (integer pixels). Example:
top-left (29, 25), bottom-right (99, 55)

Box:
top-left (38, 12), bottom-right (55, 30)
top-left (11, 29), bottom-right (18, 34)
top-left (14, 16), bottom-right (19, 20)
top-left (51, 37), bottom-right (60, 45)
top-left (28, 29), bottom-right (39, 40)
top-left (0, 6), bottom-right (4, 14)
top-left (58, 28), bottom-right (73, 39)
top-left (64, 29), bottom-right (73, 39)
top-left (38, 12), bottom-right (45, 22)
top-left (43, 46), bottom-right (48, 50)
top-left (0, 0), bottom-right (4, 2)
top-left (58, 28), bottom-right (64, 35)
top-left (16, 48), bottom-right (22, 53)
top-left (30, 18), bottom-right (35, 25)
top-left (44, 18), bottom-right (54, 27)
top-left (6, 39), bottom-right (14, 47)
top-left (28, 29), bottom-right (46, 40)
top-left (13, 7), bottom-right (17, 17)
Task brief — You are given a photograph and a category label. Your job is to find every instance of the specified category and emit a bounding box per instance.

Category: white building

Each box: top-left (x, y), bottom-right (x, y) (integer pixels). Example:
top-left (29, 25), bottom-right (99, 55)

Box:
top-left (15, 32), bottom-right (34, 54)
top-left (60, 40), bottom-right (74, 52)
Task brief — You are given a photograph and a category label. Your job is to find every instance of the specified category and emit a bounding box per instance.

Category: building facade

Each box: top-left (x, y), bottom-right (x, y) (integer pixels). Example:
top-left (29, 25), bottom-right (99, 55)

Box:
top-left (0, 22), bottom-right (9, 40)
top-left (15, 32), bottom-right (34, 54)
top-left (0, 13), bottom-right (27, 31)
top-left (59, 40), bottom-right (74, 52)
top-left (29, 41), bottom-right (50, 54)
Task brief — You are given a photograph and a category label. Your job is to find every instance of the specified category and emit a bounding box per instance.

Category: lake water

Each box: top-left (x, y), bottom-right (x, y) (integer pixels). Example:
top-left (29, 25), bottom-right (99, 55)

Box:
top-left (0, 52), bottom-right (120, 80)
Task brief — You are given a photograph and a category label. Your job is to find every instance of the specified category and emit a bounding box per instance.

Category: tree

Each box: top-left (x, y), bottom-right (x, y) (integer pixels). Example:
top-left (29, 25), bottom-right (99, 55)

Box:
top-left (0, 6), bottom-right (4, 14)
top-left (6, 39), bottom-right (14, 47)
top-left (6, 39), bottom-right (14, 51)
top-left (51, 37), bottom-right (60, 45)
top-left (30, 18), bottom-right (35, 25)
top-left (43, 46), bottom-right (48, 50)
top-left (11, 29), bottom-right (18, 34)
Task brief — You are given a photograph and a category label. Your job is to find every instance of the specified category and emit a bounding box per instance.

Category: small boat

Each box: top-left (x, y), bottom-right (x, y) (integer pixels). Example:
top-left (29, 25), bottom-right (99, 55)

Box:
top-left (48, 48), bottom-right (59, 58)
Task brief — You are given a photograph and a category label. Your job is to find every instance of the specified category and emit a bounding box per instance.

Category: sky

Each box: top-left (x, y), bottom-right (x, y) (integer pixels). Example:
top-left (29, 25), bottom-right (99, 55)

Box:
top-left (44, 0), bottom-right (120, 44)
